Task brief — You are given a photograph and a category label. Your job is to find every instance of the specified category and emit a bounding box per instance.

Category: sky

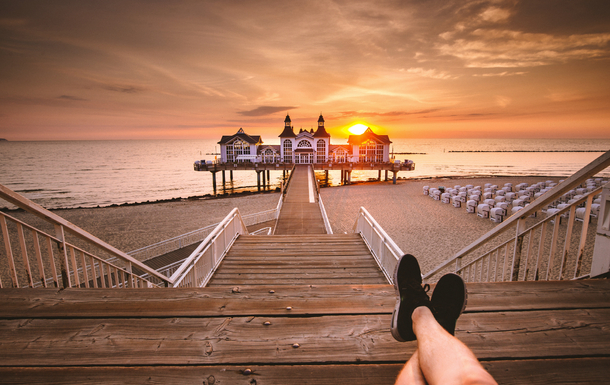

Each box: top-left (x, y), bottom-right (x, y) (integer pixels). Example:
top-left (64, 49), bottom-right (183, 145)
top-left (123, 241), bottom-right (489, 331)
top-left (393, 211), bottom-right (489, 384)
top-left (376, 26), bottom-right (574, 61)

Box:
top-left (1, 0), bottom-right (609, 141)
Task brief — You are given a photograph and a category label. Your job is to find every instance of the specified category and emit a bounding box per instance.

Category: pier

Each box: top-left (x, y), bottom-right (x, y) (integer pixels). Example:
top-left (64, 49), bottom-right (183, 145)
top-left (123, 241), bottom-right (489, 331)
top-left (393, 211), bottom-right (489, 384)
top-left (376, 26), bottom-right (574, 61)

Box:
top-left (195, 160), bottom-right (416, 194)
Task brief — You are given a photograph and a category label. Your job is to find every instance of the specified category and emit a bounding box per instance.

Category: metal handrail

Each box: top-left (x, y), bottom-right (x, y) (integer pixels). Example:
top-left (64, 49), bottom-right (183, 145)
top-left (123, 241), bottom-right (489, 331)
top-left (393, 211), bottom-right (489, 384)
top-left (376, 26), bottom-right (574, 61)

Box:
top-left (0, 184), bottom-right (169, 288)
top-left (169, 207), bottom-right (248, 287)
top-left (423, 150), bottom-right (610, 283)
top-left (311, 166), bottom-right (333, 235)
top-left (352, 206), bottom-right (404, 284)
top-left (455, 188), bottom-right (602, 283)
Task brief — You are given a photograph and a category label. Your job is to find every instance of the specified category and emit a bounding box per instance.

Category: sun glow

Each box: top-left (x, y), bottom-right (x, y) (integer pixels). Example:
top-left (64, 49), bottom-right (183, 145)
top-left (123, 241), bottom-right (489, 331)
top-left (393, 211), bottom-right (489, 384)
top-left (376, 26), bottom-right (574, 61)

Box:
top-left (348, 123), bottom-right (368, 135)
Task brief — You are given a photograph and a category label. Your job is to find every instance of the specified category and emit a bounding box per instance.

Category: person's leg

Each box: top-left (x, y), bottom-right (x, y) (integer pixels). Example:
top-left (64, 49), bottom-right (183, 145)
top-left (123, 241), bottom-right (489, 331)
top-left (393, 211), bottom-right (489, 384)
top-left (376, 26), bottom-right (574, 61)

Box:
top-left (392, 255), bottom-right (496, 385)
top-left (411, 306), bottom-right (497, 385)
top-left (395, 350), bottom-right (427, 385)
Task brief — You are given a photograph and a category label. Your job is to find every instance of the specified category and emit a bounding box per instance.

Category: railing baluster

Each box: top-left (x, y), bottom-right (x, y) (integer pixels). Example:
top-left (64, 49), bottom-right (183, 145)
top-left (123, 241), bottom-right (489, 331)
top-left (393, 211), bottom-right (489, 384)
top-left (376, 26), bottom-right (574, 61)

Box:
top-left (546, 212), bottom-right (562, 280)
top-left (501, 243), bottom-right (509, 282)
top-left (90, 255), bottom-right (98, 288)
top-left (574, 194), bottom-right (594, 278)
top-left (55, 224), bottom-right (71, 288)
top-left (523, 229), bottom-right (535, 281)
top-left (493, 249), bottom-right (500, 282)
top-left (69, 247), bottom-right (80, 287)
top-left (45, 236), bottom-right (59, 288)
top-left (16, 223), bottom-right (34, 288)
top-left (485, 253), bottom-right (491, 282)
top-left (80, 251), bottom-right (90, 288)
top-left (99, 263), bottom-right (107, 288)
top-left (559, 206), bottom-right (577, 280)
top-left (534, 222), bottom-right (548, 281)
top-left (32, 231), bottom-right (47, 288)
top-left (1, 216), bottom-right (19, 288)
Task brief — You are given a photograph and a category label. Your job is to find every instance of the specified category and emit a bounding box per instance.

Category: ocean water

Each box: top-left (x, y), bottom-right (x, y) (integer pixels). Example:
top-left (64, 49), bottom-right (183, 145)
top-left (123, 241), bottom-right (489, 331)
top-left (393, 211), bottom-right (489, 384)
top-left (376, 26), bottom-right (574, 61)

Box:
top-left (1, 138), bottom-right (608, 210)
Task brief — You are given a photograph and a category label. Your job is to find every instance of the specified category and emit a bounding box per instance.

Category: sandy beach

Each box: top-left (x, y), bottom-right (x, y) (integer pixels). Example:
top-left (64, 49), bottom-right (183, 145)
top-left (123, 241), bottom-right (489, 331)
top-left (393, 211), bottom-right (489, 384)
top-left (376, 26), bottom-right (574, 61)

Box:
top-left (2, 175), bottom-right (574, 282)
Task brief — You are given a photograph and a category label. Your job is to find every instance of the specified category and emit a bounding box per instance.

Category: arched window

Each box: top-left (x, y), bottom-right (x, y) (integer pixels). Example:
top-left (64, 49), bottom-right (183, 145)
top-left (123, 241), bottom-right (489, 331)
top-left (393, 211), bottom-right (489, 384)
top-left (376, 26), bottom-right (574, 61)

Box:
top-left (283, 140), bottom-right (293, 163)
top-left (297, 140), bottom-right (312, 148)
top-left (359, 140), bottom-right (382, 162)
top-left (226, 139), bottom-right (249, 162)
top-left (316, 140), bottom-right (326, 163)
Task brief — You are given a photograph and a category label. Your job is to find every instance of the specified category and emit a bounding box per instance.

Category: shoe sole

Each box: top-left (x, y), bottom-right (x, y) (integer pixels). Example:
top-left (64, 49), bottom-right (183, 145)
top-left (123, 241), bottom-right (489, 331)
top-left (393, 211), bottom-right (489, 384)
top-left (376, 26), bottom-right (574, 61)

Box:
top-left (390, 254), bottom-right (422, 342)
top-left (431, 273), bottom-right (467, 335)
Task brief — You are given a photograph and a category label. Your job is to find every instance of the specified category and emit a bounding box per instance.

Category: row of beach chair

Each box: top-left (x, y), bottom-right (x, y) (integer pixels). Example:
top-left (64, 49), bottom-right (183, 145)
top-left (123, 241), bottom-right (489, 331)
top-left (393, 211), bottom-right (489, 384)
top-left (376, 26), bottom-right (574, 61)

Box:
top-left (423, 178), bottom-right (607, 224)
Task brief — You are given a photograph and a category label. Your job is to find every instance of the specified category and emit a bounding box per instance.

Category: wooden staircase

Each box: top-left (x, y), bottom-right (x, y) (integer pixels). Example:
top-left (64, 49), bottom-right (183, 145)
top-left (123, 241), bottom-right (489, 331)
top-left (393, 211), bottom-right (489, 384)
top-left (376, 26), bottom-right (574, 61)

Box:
top-left (207, 234), bottom-right (388, 286)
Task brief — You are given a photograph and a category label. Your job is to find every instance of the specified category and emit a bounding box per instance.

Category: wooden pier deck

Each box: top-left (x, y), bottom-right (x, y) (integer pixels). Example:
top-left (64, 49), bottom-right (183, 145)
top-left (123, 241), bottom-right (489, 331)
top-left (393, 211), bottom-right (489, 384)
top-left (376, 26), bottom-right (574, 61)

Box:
top-left (1, 279), bottom-right (609, 384)
top-left (274, 164), bottom-right (327, 235)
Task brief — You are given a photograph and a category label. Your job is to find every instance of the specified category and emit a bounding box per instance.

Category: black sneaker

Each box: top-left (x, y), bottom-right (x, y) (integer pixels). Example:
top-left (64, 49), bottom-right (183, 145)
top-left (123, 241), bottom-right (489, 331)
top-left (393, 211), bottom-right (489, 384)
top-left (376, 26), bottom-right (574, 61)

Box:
top-left (431, 273), bottom-right (467, 336)
top-left (391, 254), bottom-right (432, 342)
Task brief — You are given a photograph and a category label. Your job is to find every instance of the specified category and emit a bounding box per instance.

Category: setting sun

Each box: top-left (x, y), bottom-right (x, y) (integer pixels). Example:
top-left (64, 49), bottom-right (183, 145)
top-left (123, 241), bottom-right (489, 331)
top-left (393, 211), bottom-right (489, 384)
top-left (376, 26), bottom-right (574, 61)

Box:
top-left (348, 124), bottom-right (368, 135)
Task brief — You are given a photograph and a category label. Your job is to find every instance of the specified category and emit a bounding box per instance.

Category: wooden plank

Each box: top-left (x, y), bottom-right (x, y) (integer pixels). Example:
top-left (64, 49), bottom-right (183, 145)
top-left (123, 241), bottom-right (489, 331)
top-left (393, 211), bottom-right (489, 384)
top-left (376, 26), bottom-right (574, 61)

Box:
top-left (2, 357), bottom-right (609, 385)
top-left (0, 286), bottom-right (396, 318)
top-left (1, 309), bottom-right (609, 366)
top-left (2, 280), bottom-right (609, 319)
top-left (207, 277), bottom-right (388, 285)
top-left (466, 280), bottom-right (610, 311)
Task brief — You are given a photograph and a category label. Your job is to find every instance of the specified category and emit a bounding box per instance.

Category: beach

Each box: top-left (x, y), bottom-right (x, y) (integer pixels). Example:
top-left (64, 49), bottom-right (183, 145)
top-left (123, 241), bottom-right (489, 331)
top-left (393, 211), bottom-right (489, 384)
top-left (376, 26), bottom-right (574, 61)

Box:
top-left (2, 175), bottom-right (572, 279)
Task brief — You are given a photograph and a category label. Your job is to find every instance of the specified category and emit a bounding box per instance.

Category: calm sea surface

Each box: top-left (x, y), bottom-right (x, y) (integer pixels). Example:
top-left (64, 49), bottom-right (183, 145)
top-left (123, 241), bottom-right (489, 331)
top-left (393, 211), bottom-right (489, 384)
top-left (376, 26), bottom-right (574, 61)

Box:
top-left (1, 138), bottom-right (608, 210)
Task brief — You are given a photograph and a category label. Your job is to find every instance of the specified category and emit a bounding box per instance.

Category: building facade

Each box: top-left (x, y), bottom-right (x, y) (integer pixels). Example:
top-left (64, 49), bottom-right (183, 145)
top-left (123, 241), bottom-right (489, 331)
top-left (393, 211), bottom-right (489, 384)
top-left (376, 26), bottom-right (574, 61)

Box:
top-left (217, 115), bottom-right (392, 164)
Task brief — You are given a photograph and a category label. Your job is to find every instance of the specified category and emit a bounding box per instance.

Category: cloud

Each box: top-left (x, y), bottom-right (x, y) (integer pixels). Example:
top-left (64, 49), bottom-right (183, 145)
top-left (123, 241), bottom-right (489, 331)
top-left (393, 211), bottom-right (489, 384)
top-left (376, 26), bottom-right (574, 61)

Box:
top-left (473, 71), bottom-right (527, 76)
top-left (437, 29), bottom-right (610, 68)
top-left (57, 95), bottom-right (87, 101)
top-left (338, 109), bottom-right (441, 118)
top-left (237, 106), bottom-right (297, 117)
top-left (406, 67), bottom-right (458, 80)
top-left (103, 85), bottom-right (145, 94)
top-left (495, 95), bottom-right (512, 107)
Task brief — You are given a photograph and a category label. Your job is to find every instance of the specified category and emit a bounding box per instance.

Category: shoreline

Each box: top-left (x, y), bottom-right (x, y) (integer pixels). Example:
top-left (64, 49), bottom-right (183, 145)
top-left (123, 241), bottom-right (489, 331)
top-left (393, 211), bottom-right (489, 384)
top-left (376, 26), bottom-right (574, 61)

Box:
top-left (1, 173), bottom-right (573, 212)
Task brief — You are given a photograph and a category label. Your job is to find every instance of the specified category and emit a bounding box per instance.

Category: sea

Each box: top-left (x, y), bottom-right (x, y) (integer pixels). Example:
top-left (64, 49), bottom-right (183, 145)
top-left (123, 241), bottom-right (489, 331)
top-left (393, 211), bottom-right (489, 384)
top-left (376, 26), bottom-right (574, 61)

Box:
top-left (1, 138), bottom-right (609, 210)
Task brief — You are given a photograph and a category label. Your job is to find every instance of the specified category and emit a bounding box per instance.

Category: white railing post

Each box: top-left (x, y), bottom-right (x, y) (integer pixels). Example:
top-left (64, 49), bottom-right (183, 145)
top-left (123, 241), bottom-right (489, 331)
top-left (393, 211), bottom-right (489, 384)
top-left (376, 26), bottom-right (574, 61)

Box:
top-left (590, 184), bottom-right (610, 277)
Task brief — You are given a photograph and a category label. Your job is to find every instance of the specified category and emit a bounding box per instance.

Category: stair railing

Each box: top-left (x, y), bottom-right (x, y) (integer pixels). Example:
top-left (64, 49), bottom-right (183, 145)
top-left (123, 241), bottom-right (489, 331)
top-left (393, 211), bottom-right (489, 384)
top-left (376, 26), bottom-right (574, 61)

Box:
top-left (423, 150), bottom-right (610, 284)
top-left (0, 184), bottom-right (167, 288)
top-left (312, 166), bottom-right (333, 234)
top-left (169, 207), bottom-right (248, 288)
top-left (352, 206), bottom-right (404, 284)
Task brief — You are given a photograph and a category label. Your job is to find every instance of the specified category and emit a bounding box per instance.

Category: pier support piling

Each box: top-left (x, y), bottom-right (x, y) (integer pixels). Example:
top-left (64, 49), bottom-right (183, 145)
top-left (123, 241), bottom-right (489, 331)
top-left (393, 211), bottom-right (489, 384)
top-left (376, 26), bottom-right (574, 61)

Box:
top-left (257, 171), bottom-right (261, 192)
top-left (378, 170), bottom-right (382, 181)
top-left (211, 171), bottom-right (217, 195)
top-left (393, 171), bottom-right (397, 184)
top-left (230, 170), bottom-right (233, 181)
top-left (385, 170), bottom-right (389, 181)
top-left (222, 170), bottom-right (226, 185)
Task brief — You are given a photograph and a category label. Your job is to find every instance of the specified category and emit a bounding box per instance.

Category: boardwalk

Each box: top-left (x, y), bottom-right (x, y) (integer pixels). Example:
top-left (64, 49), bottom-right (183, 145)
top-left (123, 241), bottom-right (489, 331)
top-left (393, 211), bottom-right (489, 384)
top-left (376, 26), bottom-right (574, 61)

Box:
top-left (1, 280), bottom-right (609, 384)
top-left (274, 165), bottom-right (327, 235)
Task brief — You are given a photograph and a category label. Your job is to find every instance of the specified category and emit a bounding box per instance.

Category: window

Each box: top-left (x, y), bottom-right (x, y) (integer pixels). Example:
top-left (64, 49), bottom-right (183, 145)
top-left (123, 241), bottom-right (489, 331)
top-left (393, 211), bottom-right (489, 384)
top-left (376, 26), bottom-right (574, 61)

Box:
top-left (283, 140), bottom-right (293, 163)
top-left (317, 140), bottom-right (326, 163)
top-left (359, 140), bottom-right (383, 162)
top-left (226, 139), bottom-right (248, 162)
top-left (297, 140), bottom-right (312, 148)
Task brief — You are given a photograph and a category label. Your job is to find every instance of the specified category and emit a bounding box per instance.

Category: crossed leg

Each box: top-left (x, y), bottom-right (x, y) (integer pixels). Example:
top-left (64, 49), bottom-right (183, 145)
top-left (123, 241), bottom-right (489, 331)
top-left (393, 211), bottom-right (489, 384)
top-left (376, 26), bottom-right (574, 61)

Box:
top-left (395, 306), bottom-right (497, 385)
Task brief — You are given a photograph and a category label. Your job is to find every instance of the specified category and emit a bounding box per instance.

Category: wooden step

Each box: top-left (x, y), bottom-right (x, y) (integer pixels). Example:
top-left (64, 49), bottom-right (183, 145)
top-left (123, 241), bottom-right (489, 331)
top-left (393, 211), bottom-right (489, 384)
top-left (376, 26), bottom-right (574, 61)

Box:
top-left (1, 280), bottom-right (609, 383)
top-left (207, 234), bottom-right (388, 286)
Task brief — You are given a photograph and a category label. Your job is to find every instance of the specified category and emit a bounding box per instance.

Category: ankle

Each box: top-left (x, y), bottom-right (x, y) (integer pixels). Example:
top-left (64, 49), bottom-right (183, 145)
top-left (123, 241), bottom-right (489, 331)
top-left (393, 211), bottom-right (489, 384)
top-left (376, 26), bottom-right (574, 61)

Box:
top-left (412, 305), bottom-right (434, 322)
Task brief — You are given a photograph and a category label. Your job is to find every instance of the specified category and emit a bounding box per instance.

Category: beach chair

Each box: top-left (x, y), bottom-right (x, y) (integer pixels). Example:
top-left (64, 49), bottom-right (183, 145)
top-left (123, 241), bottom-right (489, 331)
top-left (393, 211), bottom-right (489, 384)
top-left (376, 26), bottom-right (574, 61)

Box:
top-left (452, 195), bottom-right (462, 208)
top-left (483, 192), bottom-right (493, 200)
top-left (484, 198), bottom-right (496, 207)
top-left (505, 192), bottom-right (516, 203)
top-left (496, 189), bottom-right (506, 196)
top-left (477, 204), bottom-right (490, 218)
top-left (575, 204), bottom-right (600, 222)
top-left (465, 184), bottom-right (474, 189)
top-left (423, 186), bottom-right (430, 195)
top-left (490, 207), bottom-right (505, 223)
top-left (504, 183), bottom-right (513, 192)
top-left (441, 192), bottom-right (451, 204)
top-left (511, 206), bottom-right (523, 215)
top-left (468, 194), bottom-right (480, 203)
top-left (513, 199), bottom-right (525, 207)
top-left (494, 196), bottom-right (506, 204)
top-left (432, 189), bottom-right (441, 200)
top-left (466, 200), bottom-right (477, 213)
